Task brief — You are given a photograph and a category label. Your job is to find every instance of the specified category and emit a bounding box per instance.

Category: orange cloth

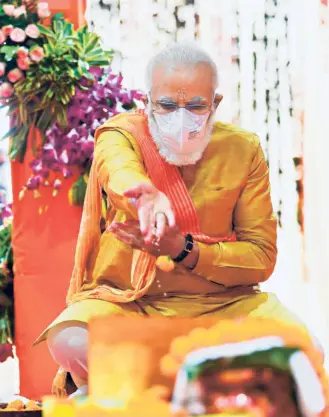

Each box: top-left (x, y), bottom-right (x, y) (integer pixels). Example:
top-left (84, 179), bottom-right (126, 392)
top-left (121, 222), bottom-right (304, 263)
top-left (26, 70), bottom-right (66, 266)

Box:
top-left (12, 1), bottom-right (87, 400)
top-left (11, 130), bottom-right (82, 399)
top-left (67, 112), bottom-right (236, 305)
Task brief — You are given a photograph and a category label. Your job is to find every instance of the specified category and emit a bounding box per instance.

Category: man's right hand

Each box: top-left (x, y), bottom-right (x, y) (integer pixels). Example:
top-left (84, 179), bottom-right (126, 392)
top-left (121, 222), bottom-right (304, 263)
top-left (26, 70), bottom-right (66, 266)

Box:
top-left (123, 183), bottom-right (176, 244)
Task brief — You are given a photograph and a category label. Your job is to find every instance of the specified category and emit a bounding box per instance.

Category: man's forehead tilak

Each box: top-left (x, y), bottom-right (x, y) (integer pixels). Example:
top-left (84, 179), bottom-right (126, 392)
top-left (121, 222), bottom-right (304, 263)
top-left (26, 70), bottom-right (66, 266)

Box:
top-left (155, 87), bottom-right (210, 104)
top-left (177, 87), bottom-right (188, 100)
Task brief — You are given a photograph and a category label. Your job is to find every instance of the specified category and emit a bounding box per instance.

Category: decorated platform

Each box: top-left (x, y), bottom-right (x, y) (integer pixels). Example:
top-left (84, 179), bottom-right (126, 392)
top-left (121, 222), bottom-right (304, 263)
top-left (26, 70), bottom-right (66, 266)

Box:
top-left (40, 316), bottom-right (329, 416)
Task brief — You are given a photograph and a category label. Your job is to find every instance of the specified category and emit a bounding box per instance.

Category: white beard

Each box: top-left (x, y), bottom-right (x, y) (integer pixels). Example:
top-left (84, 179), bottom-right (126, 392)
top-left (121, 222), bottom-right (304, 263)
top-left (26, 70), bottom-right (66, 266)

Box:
top-left (147, 106), bottom-right (214, 166)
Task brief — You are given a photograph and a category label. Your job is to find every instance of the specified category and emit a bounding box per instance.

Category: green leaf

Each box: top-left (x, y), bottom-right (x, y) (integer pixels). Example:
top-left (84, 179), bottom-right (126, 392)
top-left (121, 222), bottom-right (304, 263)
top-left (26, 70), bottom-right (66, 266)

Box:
top-left (73, 67), bottom-right (84, 79)
top-left (9, 125), bottom-right (29, 162)
top-left (56, 105), bottom-right (68, 128)
top-left (44, 43), bottom-right (55, 55)
top-left (69, 175), bottom-right (88, 206)
top-left (63, 55), bottom-right (76, 63)
top-left (84, 36), bottom-right (100, 55)
top-left (78, 84), bottom-right (89, 91)
top-left (70, 84), bottom-right (76, 97)
top-left (72, 43), bottom-right (83, 55)
top-left (35, 108), bottom-right (54, 133)
top-left (37, 24), bottom-right (55, 38)
top-left (63, 22), bottom-right (74, 37)
top-left (82, 70), bottom-right (94, 81)
top-left (83, 47), bottom-right (105, 58)
top-left (76, 29), bottom-right (85, 45)
top-left (44, 89), bottom-right (55, 100)
top-left (78, 60), bottom-right (90, 70)
top-left (53, 19), bottom-right (62, 32)
top-left (1, 126), bottom-right (17, 141)
top-left (52, 13), bottom-right (65, 22)
top-left (0, 45), bottom-right (19, 61)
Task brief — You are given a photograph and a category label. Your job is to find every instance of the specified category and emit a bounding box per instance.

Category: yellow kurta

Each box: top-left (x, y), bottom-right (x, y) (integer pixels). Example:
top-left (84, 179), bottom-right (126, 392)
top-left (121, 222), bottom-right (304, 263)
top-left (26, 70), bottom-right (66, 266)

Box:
top-left (38, 119), bottom-right (302, 342)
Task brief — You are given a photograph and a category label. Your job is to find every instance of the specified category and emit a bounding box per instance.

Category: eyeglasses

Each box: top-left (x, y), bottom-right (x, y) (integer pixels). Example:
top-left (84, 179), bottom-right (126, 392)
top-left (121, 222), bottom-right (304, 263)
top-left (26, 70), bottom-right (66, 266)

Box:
top-left (151, 99), bottom-right (213, 115)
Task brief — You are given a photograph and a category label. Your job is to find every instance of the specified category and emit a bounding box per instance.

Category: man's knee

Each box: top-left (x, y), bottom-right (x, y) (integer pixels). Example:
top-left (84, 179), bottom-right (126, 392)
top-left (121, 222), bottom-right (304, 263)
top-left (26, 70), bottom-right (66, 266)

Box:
top-left (47, 323), bottom-right (88, 379)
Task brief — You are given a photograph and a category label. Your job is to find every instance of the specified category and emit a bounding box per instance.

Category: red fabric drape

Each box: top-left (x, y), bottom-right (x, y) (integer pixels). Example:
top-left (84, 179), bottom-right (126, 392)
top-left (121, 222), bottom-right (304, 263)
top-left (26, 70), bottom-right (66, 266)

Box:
top-left (11, 0), bottom-right (86, 399)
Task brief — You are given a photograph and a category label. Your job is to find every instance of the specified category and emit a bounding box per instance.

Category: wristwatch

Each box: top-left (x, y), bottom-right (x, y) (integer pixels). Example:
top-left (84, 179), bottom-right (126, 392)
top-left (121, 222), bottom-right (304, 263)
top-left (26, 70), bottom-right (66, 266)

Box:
top-left (172, 234), bottom-right (194, 263)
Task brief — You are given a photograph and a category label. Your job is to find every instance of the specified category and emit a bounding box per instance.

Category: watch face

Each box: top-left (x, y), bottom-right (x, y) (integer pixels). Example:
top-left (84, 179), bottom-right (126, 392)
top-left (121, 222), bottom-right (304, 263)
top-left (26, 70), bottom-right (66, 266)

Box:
top-left (186, 240), bottom-right (194, 252)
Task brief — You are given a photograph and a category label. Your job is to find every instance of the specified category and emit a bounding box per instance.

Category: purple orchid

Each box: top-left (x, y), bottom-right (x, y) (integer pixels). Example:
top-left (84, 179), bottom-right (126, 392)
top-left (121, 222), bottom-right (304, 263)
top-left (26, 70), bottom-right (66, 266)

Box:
top-left (0, 203), bottom-right (12, 221)
top-left (25, 67), bottom-right (143, 197)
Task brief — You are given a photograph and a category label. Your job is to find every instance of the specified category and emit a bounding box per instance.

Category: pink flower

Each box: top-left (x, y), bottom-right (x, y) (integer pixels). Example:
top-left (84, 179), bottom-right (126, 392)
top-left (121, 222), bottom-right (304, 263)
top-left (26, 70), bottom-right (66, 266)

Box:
top-left (2, 25), bottom-right (13, 37)
top-left (25, 24), bottom-right (39, 39)
top-left (0, 30), bottom-right (5, 45)
top-left (2, 4), bottom-right (15, 16)
top-left (8, 68), bottom-right (24, 83)
top-left (17, 56), bottom-right (31, 70)
top-left (13, 5), bottom-right (27, 18)
top-left (0, 82), bottom-right (14, 98)
top-left (10, 28), bottom-right (26, 43)
top-left (37, 2), bottom-right (50, 18)
top-left (29, 46), bottom-right (44, 62)
top-left (0, 63), bottom-right (6, 77)
top-left (17, 46), bottom-right (29, 59)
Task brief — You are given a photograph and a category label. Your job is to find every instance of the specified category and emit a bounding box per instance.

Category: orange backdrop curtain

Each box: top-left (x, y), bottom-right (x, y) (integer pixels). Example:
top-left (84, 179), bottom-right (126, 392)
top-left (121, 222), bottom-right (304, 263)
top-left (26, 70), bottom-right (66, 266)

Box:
top-left (11, 0), bottom-right (86, 400)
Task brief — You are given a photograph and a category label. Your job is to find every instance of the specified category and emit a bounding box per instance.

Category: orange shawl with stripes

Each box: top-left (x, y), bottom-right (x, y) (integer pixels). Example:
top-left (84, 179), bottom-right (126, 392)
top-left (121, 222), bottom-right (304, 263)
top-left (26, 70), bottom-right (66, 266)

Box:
top-left (66, 111), bottom-right (235, 305)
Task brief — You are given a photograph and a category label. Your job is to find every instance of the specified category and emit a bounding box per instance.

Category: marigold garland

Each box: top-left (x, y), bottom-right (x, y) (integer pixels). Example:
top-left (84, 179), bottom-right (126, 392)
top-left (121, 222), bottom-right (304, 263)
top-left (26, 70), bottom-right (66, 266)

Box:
top-left (160, 318), bottom-right (329, 417)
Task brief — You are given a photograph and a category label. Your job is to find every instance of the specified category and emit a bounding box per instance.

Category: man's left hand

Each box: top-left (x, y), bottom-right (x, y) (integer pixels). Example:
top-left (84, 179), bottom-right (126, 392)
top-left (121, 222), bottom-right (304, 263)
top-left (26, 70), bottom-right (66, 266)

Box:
top-left (108, 219), bottom-right (185, 258)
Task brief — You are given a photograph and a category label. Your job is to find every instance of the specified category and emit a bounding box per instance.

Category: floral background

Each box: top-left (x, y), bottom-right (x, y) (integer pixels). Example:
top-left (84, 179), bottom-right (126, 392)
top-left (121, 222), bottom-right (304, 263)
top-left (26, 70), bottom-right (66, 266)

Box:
top-left (0, 0), bottom-right (50, 99)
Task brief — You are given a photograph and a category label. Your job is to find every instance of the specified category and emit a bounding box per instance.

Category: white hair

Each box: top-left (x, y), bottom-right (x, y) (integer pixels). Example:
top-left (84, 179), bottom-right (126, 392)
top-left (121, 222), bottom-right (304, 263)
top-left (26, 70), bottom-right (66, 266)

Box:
top-left (145, 42), bottom-right (218, 92)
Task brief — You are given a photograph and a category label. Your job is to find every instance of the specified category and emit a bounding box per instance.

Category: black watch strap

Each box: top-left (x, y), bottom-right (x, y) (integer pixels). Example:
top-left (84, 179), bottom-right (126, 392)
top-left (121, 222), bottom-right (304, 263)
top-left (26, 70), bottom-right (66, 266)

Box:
top-left (173, 234), bottom-right (194, 263)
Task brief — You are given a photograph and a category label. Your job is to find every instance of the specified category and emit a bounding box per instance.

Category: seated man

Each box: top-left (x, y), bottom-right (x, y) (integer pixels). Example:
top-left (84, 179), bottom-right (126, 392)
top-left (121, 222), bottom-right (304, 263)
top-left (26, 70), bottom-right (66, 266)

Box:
top-left (35, 42), bottom-right (310, 398)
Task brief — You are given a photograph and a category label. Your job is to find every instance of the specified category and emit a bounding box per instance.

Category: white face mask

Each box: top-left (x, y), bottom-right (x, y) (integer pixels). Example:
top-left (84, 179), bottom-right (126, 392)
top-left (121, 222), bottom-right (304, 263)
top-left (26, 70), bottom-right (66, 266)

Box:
top-left (147, 101), bottom-right (214, 166)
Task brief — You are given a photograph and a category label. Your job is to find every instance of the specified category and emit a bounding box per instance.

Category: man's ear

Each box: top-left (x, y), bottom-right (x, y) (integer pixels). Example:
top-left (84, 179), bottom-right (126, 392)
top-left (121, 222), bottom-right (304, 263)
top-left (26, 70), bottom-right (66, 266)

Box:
top-left (213, 94), bottom-right (223, 110)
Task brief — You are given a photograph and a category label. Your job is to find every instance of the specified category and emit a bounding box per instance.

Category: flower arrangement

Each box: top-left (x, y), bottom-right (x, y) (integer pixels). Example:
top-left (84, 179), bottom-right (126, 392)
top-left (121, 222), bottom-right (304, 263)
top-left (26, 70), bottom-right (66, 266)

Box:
top-left (22, 67), bottom-right (143, 205)
top-left (0, 0), bottom-right (50, 100)
top-left (1, 2), bottom-right (112, 163)
top-left (0, 1), bottom-right (142, 205)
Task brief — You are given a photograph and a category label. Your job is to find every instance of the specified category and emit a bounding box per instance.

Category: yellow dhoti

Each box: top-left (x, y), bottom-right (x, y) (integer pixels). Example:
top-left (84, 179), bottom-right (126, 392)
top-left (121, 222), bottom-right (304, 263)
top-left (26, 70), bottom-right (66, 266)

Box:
top-left (36, 292), bottom-right (303, 345)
